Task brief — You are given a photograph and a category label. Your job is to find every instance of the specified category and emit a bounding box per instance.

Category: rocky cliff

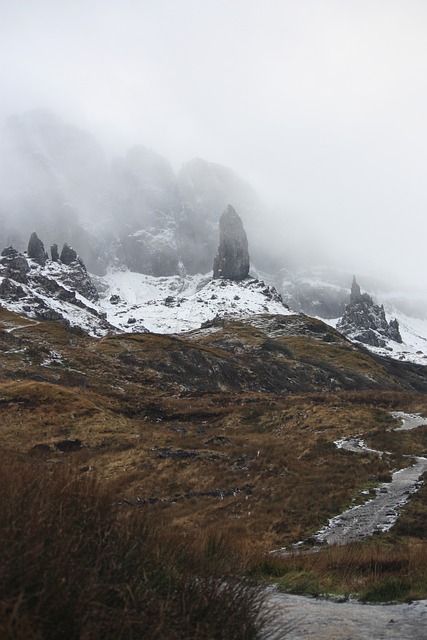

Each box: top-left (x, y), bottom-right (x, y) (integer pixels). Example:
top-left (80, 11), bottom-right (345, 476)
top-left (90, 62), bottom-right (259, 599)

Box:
top-left (0, 236), bottom-right (111, 334)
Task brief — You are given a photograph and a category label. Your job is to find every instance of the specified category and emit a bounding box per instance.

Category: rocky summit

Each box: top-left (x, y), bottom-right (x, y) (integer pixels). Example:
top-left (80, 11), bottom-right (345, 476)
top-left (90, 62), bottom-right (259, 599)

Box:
top-left (337, 276), bottom-right (402, 348)
top-left (0, 236), bottom-right (110, 335)
top-left (213, 205), bottom-right (250, 281)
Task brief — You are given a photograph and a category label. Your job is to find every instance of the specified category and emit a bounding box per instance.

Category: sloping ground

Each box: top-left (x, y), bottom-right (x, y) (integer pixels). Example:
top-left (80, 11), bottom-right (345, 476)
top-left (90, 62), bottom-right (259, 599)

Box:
top-left (1, 305), bottom-right (427, 553)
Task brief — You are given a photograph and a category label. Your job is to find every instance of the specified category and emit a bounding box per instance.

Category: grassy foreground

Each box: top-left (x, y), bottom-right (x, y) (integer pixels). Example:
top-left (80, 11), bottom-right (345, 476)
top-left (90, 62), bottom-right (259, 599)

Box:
top-left (0, 451), bottom-right (266, 640)
top-left (1, 309), bottom-right (427, 617)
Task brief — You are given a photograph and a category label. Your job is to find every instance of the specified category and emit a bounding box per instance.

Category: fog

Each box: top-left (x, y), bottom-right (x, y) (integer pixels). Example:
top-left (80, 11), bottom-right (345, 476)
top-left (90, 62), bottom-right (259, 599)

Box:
top-left (1, 0), bottom-right (427, 293)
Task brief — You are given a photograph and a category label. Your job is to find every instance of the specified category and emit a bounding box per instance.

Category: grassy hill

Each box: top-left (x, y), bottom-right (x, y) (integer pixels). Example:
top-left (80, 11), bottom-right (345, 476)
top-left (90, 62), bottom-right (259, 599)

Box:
top-left (1, 306), bottom-right (426, 636)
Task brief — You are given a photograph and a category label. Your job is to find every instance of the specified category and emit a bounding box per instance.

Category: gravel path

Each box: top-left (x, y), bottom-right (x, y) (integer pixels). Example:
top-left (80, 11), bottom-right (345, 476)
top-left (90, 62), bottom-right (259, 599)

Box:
top-left (264, 413), bottom-right (427, 638)
top-left (264, 591), bottom-right (427, 639)
top-left (313, 413), bottom-right (427, 545)
top-left (314, 455), bottom-right (427, 545)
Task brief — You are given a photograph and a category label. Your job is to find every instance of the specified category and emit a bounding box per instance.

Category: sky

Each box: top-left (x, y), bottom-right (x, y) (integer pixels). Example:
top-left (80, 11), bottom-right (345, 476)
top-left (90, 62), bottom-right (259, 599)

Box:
top-left (1, 0), bottom-right (427, 291)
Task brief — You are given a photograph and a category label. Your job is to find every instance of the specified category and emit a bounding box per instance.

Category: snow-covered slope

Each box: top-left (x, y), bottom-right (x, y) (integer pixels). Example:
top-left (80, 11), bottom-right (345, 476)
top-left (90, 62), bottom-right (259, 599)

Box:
top-left (97, 270), bottom-right (291, 333)
top-left (277, 266), bottom-right (427, 365)
top-left (325, 314), bottom-right (427, 366)
top-left (1, 242), bottom-right (425, 367)
top-left (0, 256), bottom-right (114, 336)
top-left (0, 243), bottom-right (291, 336)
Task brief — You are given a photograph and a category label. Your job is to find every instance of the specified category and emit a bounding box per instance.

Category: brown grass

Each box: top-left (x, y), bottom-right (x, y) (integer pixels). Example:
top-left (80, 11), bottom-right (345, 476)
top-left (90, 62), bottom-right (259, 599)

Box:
top-left (258, 539), bottom-right (427, 602)
top-left (0, 450), bottom-right (266, 639)
top-left (1, 307), bottom-right (427, 606)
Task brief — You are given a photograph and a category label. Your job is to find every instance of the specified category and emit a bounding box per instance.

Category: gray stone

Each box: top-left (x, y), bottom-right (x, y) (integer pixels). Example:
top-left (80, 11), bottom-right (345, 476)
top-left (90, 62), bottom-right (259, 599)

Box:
top-left (213, 205), bottom-right (250, 281)
top-left (51, 244), bottom-right (59, 262)
top-left (60, 243), bottom-right (78, 265)
top-left (337, 277), bottom-right (402, 346)
top-left (27, 232), bottom-right (48, 266)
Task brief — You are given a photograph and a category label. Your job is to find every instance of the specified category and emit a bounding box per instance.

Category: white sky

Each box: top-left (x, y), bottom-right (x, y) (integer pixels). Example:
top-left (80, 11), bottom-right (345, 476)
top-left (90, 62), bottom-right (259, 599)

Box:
top-left (1, 0), bottom-right (427, 291)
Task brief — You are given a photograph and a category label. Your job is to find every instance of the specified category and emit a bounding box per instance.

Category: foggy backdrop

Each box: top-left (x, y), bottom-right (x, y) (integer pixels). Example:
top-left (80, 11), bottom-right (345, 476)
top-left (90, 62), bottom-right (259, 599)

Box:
top-left (1, 0), bottom-right (426, 292)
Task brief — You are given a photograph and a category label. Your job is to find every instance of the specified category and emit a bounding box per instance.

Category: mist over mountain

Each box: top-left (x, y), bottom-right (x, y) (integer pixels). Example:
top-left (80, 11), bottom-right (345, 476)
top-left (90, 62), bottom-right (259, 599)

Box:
top-left (1, 107), bottom-right (426, 330)
top-left (0, 108), bottom-right (287, 278)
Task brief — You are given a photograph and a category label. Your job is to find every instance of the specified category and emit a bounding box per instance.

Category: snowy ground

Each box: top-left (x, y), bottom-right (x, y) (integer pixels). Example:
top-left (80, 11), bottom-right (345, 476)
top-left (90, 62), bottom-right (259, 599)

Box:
top-left (97, 270), bottom-right (291, 334)
top-left (324, 315), bottom-right (427, 366)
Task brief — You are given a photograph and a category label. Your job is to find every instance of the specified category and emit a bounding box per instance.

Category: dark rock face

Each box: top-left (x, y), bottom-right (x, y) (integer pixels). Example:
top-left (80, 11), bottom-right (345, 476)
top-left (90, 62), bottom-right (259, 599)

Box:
top-left (213, 205), bottom-right (250, 281)
top-left (0, 277), bottom-right (25, 299)
top-left (60, 243), bottom-right (78, 265)
top-left (337, 276), bottom-right (402, 347)
top-left (1, 246), bottom-right (30, 284)
top-left (177, 159), bottom-right (260, 275)
top-left (28, 232), bottom-right (48, 266)
top-left (0, 235), bottom-right (99, 315)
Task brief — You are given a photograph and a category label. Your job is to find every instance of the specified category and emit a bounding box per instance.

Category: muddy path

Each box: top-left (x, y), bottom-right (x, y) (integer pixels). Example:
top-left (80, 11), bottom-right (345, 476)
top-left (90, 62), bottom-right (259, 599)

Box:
top-left (264, 413), bottom-right (427, 638)
top-left (314, 452), bottom-right (427, 545)
top-left (309, 412), bottom-right (426, 546)
top-left (264, 591), bottom-right (427, 640)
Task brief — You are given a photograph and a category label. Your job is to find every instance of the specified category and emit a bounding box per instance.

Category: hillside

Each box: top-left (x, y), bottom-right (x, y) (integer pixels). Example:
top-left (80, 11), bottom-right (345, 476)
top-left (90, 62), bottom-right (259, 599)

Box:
top-left (1, 304), bottom-right (427, 552)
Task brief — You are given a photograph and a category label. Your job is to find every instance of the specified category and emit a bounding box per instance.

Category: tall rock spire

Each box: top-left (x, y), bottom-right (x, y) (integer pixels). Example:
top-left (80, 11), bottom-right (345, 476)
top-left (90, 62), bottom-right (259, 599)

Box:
top-left (213, 205), bottom-right (250, 281)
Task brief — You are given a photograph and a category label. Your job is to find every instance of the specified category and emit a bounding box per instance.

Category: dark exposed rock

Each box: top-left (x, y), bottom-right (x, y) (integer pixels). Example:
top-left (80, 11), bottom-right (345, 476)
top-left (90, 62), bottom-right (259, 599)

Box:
top-left (157, 447), bottom-right (198, 459)
top-left (389, 318), bottom-right (402, 343)
top-left (55, 258), bottom-right (98, 301)
top-left (51, 244), bottom-right (59, 262)
top-left (1, 247), bottom-right (30, 284)
top-left (60, 243), bottom-right (78, 265)
top-left (1, 246), bottom-right (18, 258)
top-left (213, 205), bottom-right (250, 281)
top-left (35, 308), bottom-right (66, 322)
top-left (55, 439), bottom-right (82, 453)
top-left (337, 276), bottom-right (402, 347)
top-left (0, 277), bottom-right (25, 299)
top-left (0, 238), bottom-right (114, 334)
top-left (27, 232), bottom-right (48, 266)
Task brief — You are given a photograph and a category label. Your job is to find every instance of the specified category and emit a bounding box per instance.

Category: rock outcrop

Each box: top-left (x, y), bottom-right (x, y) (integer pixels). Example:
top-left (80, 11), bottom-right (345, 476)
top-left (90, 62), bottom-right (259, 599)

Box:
top-left (213, 205), bottom-right (250, 281)
top-left (1, 246), bottom-right (30, 284)
top-left (0, 235), bottom-right (108, 333)
top-left (59, 243), bottom-right (78, 265)
top-left (28, 232), bottom-right (48, 266)
top-left (337, 276), bottom-right (402, 347)
top-left (51, 244), bottom-right (59, 262)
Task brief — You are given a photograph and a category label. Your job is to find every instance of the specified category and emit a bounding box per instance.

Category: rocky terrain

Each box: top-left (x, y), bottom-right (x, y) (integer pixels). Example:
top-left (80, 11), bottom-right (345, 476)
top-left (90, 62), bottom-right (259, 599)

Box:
top-left (0, 224), bottom-right (288, 336)
top-left (337, 276), bottom-right (402, 348)
top-left (0, 235), bottom-right (113, 335)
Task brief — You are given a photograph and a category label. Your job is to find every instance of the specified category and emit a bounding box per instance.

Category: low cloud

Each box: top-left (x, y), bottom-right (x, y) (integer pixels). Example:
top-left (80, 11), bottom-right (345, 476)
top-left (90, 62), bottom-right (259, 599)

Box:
top-left (1, 0), bottom-right (426, 293)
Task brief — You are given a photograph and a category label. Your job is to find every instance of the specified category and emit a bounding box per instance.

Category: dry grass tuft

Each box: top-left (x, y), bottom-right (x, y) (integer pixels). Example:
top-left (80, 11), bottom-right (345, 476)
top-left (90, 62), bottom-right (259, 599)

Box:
top-left (0, 450), bottom-right (266, 639)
